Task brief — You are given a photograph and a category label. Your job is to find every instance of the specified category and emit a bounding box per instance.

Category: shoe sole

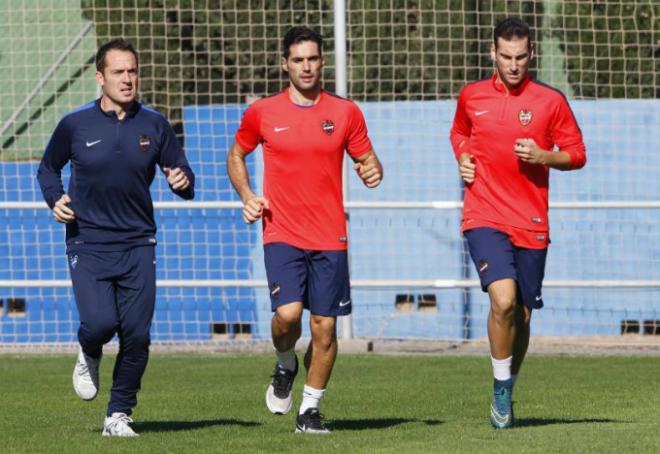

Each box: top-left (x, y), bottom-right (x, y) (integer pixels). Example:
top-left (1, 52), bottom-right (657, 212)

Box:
top-left (295, 427), bottom-right (330, 434)
top-left (489, 418), bottom-right (513, 429)
top-left (265, 384), bottom-right (292, 415)
top-left (102, 430), bottom-right (139, 437)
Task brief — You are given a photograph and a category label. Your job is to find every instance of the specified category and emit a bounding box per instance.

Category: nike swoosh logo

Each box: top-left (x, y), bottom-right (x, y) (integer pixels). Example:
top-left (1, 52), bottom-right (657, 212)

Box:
top-left (339, 300), bottom-right (351, 307)
top-left (475, 110), bottom-right (489, 116)
top-left (535, 295), bottom-right (542, 301)
top-left (274, 127), bottom-right (290, 132)
top-left (490, 404), bottom-right (510, 424)
top-left (86, 140), bottom-right (102, 147)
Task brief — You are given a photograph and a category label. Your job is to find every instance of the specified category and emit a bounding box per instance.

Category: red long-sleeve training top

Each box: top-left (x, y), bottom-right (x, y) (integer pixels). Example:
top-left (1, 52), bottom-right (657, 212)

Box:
top-left (450, 73), bottom-right (586, 248)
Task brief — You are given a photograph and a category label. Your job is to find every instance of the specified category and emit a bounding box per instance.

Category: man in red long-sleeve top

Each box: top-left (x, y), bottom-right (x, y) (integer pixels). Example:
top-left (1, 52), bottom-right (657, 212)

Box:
top-left (450, 17), bottom-right (586, 429)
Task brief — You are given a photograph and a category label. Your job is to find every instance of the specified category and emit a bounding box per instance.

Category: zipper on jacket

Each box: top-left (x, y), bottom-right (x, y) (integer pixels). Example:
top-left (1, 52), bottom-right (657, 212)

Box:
top-left (115, 120), bottom-right (121, 154)
top-left (498, 93), bottom-right (509, 124)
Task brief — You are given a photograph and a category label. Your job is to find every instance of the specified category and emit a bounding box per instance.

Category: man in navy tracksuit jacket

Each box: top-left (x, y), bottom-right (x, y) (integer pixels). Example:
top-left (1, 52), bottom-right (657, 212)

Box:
top-left (37, 39), bottom-right (195, 437)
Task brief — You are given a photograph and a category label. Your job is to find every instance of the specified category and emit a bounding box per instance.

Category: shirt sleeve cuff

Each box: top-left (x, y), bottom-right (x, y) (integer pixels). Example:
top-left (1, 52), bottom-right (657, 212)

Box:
top-left (235, 135), bottom-right (256, 154)
top-left (454, 141), bottom-right (470, 161)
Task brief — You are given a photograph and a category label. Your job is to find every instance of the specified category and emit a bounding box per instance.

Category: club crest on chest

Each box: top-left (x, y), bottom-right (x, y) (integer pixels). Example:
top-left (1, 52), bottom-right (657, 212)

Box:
top-left (321, 120), bottom-right (334, 135)
top-left (518, 109), bottom-right (532, 126)
top-left (138, 135), bottom-right (151, 150)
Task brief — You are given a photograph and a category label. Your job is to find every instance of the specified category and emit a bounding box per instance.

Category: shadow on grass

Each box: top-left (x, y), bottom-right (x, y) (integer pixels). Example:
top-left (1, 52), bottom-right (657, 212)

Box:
top-left (327, 418), bottom-right (443, 431)
top-left (514, 417), bottom-right (616, 428)
top-left (133, 418), bottom-right (261, 433)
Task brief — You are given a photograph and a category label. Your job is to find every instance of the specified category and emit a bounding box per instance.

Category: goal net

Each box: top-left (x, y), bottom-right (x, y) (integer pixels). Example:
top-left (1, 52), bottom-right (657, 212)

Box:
top-left (0, 0), bottom-right (657, 345)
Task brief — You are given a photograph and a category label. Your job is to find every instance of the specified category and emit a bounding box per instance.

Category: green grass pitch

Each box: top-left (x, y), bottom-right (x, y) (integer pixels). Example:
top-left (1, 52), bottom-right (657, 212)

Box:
top-left (1, 354), bottom-right (659, 453)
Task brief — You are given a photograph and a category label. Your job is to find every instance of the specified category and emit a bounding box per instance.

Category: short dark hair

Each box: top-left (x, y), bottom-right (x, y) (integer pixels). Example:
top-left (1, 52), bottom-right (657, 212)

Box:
top-left (493, 17), bottom-right (531, 48)
top-left (95, 38), bottom-right (139, 73)
top-left (282, 26), bottom-right (323, 58)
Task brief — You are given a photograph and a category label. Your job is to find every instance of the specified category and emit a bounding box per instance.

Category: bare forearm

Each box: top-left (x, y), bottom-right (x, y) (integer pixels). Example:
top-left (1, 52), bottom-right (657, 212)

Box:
top-left (227, 144), bottom-right (256, 203)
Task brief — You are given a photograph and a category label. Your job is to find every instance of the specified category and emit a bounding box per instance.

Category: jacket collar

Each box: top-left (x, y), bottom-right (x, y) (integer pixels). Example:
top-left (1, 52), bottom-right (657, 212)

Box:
top-left (492, 72), bottom-right (531, 96)
top-left (96, 97), bottom-right (140, 119)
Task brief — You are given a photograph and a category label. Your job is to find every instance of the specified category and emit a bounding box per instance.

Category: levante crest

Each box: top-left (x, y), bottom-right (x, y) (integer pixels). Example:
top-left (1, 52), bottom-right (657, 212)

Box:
top-left (321, 120), bottom-right (335, 135)
top-left (138, 135), bottom-right (151, 150)
top-left (518, 109), bottom-right (532, 126)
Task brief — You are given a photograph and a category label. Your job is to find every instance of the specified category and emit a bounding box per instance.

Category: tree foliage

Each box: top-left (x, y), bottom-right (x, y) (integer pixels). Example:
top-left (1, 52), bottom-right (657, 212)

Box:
top-left (81, 0), bottom-right (656, 137)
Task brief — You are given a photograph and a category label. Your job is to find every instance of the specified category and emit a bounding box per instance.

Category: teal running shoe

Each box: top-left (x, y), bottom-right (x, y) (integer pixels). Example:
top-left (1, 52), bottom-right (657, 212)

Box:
top-left (490, 378), bottom-right (514, 429)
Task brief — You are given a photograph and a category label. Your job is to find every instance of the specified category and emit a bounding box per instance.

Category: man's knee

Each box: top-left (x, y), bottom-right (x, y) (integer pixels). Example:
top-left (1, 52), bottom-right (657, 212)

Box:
top-left (490, 294), bottom-right (517, 323)
top-left (310, 316), bottom-right (336, 349)
top-left (487, 279), bottom-right (518, 323)
top-left (79, 320), bottom-right (116, 346)
top-left (274, 303), bottom-right (303, 331)
top-left (515, 305), bottom-right (532, 325)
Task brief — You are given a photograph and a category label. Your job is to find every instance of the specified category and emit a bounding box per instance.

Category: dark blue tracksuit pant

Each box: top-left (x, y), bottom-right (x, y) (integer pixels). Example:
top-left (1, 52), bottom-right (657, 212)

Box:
top-left (68, 245), bottom-right (156, 416)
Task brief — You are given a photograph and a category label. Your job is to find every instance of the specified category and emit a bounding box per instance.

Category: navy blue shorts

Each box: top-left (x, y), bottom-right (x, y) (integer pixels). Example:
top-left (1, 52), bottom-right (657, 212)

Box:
top-left (264, 243), bottom-right (351, 317)
top-left (464, 228), bottom-right (547, 309)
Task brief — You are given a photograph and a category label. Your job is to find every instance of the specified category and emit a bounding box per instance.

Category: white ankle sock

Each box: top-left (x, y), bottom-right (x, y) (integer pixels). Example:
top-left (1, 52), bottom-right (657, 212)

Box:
top-left (299, 385), bottom-right (325, 414)
top-left (491, 355), bottom-right (512, 381)
top-left (276, 347), bottom-right (296, 371)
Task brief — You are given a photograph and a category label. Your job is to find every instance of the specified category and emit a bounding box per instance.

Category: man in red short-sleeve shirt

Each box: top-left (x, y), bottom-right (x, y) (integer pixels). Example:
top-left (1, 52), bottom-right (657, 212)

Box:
top-left (228, 26), bottom-right (383, 434)
top-left (450, 17), bottom-right (586, 429)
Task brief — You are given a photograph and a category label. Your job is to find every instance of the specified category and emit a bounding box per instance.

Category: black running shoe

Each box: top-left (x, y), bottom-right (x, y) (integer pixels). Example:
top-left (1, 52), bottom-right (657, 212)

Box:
top-left (265, 356), bottom-right (298, 414)
top-left (295, 408), bottom-right (330, 434)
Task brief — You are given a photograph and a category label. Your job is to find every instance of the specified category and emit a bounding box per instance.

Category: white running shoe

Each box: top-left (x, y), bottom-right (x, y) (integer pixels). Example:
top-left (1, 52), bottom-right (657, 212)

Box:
top-left (102, 412), bottom-right (138, 437)
top-left (265, 357), bottom-right (298, 415)
top-left (72, 349), bottom-right (101, 401)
